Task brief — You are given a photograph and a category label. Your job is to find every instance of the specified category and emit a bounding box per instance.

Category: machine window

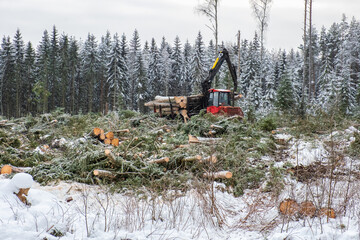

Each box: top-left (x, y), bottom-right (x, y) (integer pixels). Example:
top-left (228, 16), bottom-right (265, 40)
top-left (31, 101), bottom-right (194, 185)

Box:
top-left (219, 92), bottom-right (230, 106)
top-left (213, 92), bottom-right (219, 107)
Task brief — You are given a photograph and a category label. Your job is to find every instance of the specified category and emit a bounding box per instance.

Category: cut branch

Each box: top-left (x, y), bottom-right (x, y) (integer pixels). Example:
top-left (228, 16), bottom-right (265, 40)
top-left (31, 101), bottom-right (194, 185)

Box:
top-left (182, 155), bottom-right (202, 162)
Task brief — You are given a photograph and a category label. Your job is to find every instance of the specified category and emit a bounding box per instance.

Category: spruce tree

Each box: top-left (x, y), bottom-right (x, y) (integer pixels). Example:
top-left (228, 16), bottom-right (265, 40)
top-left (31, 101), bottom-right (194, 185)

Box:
top-left (191, 31), bottom-right (206, 94)
top-left (80, 33), bottom-right (99, 113)
top-left (107, 33), bottom-right (126, 111)
top-left (170, 36), bottom-right (182, 95)
top-left (147, 38), bottom-right (162, 98)
top-left (275, 68), bottom-right (295, 112)
top-left (35, 30), bottom-right (51, 113)
top-left (159, 37), bottom-right (172, 96)
top-left (58, 34), bottom-right (70, 110)
top-left (180, 40), bottom-right (193, 95)
top-left (13, 29), bottom-right (25, 117)
top-left (0, 36), bottom-right (15, 117)
top-left (119, 34), bottom-right (130, 108)
top-left (24, 42), bottom-right (36, 114)
top-left (49, 26), bottom-right (59, 111)
top-left (129, 29), bottom-right (141, 110)
top-left (98, 31), bottom-right (112, 113)
top-left (68, 38), bottom-right (79, 114)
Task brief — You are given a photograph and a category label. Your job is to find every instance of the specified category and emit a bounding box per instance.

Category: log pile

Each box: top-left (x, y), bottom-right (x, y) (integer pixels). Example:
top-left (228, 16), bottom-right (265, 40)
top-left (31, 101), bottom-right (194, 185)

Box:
top-left (90, 127), bottom-right (125, 147)
top-left (145, 96), bottom-right (182, 117)
top-left (144, 94), bottom-right (204, 122)
top-left (279, 199), bottom-right (336, 219)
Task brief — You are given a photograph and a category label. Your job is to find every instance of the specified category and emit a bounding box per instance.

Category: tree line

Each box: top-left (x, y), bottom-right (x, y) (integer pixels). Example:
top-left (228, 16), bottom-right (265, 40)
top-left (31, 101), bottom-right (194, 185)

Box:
top-left (0, 16), bottom-right (359, 118)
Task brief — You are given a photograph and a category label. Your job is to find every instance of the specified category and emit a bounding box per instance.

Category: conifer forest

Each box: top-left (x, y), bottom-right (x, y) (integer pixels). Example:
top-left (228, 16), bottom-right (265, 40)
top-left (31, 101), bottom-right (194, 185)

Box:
top-left (1, 16), bottom-right (360, 119)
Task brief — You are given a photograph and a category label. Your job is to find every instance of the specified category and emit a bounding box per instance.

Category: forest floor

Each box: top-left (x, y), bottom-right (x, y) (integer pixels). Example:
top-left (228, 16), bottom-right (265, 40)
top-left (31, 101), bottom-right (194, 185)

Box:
top-left (0, 110), bottom-right (360, 239)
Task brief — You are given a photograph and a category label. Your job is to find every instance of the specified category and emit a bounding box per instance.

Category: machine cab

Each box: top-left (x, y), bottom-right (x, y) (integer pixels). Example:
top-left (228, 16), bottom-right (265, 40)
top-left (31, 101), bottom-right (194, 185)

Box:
top-left (207, 89), bottom-right (231, 107)
top-left (206, 88), bottom-right (243, 117)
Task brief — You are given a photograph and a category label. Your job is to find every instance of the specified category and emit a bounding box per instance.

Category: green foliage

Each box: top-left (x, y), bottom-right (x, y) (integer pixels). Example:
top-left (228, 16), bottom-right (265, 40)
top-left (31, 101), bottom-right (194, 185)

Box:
top-left (275, 72), bottom-right (295, 112)
top-left (118, 109), bottom-right (139, 119)
top-left (264, 164), bottom-right (285, 195)
top-left (257, 116), bottom-right (277, 132)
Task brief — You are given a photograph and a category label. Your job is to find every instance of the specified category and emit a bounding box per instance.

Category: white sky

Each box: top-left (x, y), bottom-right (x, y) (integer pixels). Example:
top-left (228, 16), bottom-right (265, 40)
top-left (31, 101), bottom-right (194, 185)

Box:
top-left (0, 0), bottom-right (359, 50)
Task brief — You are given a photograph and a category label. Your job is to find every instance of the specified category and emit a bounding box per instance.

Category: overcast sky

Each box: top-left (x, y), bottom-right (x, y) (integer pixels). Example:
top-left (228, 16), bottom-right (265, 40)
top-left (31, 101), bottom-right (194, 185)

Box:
top-left (0, 0), bottom-right (359, 50)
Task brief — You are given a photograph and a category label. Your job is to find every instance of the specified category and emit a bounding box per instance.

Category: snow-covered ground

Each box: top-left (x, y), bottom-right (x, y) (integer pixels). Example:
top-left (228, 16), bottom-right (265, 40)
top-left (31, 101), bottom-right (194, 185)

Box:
top-left (1, 127), bottom-right (360, 240)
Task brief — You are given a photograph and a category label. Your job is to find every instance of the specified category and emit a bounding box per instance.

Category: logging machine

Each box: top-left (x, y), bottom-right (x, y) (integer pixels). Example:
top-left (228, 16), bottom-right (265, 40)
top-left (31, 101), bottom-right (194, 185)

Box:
top-left (202, 48), bottom-right (243, 117)
top-left (145, 48), bottom-right (244, 121)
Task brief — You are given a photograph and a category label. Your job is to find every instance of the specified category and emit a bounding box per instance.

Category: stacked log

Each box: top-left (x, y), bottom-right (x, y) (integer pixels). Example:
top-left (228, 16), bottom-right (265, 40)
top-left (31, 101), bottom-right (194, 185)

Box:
top-left (279, 199), bottom-right (336, 219)
top-left (90, 128), bottom-right (123, 147)
top-left (144, 94), bottom-right (203, 121)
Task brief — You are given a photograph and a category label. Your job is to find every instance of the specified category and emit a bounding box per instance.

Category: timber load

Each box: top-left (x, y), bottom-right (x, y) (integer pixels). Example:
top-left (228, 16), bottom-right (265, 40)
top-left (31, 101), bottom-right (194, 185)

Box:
top-left (144, 94), bottom-right (204, 122)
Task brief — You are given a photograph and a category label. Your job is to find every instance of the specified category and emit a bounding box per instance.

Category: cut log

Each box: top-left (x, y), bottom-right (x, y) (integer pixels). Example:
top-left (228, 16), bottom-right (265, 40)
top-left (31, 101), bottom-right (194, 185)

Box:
top-left (279, 199), bottom-right (299, 216)
top-left (91, 127), bottom-right (102, 137)
top-left (1, 165), bottom-right (12, 174)
top-left (188, 135), bottom-right (200, 144)
top-left (175, 144), bottom-right (190, 148)
top-left (188, 135), bottom-right (222, 144)
top-left (105, 132), bottom-right (114, 140)
top-left (182, 155), bottom-right (202, 162)
top-left (201, 155), bottom-right (217, 164)
top-left (93, 169), bottom-right (116, 179)
top-left (154, 96), bottom-right (176, 102)
top-left (114, 129), bottom-right (130, 133)
top-left (145, 101), bottom-right (180, 108)
top-left (203, 171), bottom-right (232, 179)
top-left (11, 166), bottom-right (32, 173)
top-left (104, 138), bottom-right (112, 145)
top-left (148, 157), bottom-right (170, 164)
top-left (319, 207), bottom-right (336, 219)
top-left (111, 138), bottom-right (120, 147)
top-left (155, 108), bottom-right (179, 113)
top-left (174, 96), bottom-right (187, 108)
top-left (299, 201), bottom-right (316, 217)
top-left (179, 109), bottom-right (190, 123)
top-left (16, 188), bottom-right (30, 204)
top-left (210, 124), bottom-right (224, 130)
top-left (104, 149), bottom-right (116, 162)
top-left (99, 133), bottom-right (106, 141)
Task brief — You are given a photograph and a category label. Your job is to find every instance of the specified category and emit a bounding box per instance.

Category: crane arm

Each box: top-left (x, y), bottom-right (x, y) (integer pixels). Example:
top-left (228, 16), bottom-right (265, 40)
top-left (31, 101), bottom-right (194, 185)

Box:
top-left (201, 48), bottom-right (238, 106)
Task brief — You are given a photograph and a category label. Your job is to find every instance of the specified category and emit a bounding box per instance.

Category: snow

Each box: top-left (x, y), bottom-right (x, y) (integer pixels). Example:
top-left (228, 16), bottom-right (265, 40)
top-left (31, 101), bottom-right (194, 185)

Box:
top-left (10, 173), bottom-right (34, 190)
top-left (287, 138), bottom-right (327, 166)
top-left (1, 127), bottom-right (360, 239)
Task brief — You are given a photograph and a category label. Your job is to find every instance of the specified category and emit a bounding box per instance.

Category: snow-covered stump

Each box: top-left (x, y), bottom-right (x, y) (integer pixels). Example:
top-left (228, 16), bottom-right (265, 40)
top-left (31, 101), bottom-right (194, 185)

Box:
top-left (9, 173), bottom-right (34, 205)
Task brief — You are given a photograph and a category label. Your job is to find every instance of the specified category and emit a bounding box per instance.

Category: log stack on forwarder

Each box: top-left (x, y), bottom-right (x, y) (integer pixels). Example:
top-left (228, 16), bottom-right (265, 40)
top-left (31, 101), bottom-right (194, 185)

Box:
top-left (90, 127), bottom-right (126, 147)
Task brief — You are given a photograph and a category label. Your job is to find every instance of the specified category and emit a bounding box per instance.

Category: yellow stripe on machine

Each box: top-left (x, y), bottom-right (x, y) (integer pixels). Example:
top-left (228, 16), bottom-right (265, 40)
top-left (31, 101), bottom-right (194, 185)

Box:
top-left (211, 58), bottom-right (219, 69)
